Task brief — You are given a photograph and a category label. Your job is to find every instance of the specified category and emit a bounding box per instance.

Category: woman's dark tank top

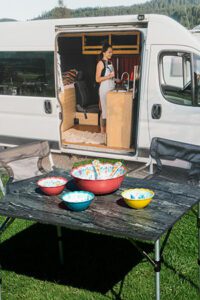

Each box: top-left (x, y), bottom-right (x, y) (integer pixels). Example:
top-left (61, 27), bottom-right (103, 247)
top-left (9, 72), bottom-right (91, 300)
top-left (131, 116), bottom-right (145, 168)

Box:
top-left (101, 59), bottom-right (113, 77)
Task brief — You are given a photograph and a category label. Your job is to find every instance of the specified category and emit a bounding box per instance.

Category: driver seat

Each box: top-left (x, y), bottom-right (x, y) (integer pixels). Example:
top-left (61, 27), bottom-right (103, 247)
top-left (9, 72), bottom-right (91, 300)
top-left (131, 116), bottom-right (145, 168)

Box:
top-left (74, 71), bottom-right (99, 118)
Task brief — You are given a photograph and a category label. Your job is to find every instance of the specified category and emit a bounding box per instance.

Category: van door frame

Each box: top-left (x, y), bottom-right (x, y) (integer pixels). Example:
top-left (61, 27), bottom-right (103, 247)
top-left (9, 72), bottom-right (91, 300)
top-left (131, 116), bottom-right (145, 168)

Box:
top-left (54, 24), bottom-right (147, 159)
top-left (148, 44), bottom-right (200, 147)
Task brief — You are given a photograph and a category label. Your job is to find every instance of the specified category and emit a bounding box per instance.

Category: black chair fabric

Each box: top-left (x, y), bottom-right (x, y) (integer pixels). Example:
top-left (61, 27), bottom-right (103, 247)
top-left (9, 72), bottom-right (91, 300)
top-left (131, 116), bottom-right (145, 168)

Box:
top-left (150, 137), bottom-right (200, 179)
top-left (74, 71), bottom-right (99, 114)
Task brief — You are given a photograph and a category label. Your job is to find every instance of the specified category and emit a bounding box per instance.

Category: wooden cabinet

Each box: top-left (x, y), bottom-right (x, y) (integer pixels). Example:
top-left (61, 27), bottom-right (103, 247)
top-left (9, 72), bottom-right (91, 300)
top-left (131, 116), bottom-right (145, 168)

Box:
top-left (82, 33), bottom-right (110, 55)
top-left (111, 32), bottom-right (140, 54)
top-left (106, 91), bottom-right (133, 148)
top-left (75, 112), bottom-right (98, 126)
top-left (60, 88), bottom-right (76, 132)
top-left (82, 32), bottom-right (140, 55)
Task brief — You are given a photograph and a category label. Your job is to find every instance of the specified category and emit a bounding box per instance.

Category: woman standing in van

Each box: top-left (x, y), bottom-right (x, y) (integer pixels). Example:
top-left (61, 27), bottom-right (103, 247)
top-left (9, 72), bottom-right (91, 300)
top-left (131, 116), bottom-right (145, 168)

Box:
top-left (96, 42), bottom-right (115, 133)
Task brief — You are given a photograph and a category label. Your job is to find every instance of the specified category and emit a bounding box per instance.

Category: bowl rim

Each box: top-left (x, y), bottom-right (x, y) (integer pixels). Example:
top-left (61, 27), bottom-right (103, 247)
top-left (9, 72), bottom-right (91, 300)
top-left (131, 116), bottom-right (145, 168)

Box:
top-left (37, 176), bottom-right (68, 188)
top-left (61, 190), bottom-right (95, 203)
top-left (121, 188), bottom-right (155, 201)
top-left (70, 162), bottom-right (127, 181)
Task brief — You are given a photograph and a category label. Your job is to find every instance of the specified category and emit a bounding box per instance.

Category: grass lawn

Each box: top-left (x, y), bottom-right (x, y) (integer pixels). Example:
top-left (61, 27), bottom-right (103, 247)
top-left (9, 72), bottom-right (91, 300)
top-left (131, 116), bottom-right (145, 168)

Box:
top-left (0, 175), bottom-right (199, 300)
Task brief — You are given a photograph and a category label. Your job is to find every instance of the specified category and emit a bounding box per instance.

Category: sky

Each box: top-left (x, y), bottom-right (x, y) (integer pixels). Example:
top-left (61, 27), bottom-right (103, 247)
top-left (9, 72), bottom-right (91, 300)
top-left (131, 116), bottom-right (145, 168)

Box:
top-left (0, 0), bottom-right (147, 21)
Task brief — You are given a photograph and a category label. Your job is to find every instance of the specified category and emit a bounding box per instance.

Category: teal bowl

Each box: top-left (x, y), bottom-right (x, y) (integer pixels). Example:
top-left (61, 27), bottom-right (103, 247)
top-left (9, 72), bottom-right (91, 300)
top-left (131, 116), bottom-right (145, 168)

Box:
top-left (61, 191), bottom-right (95, 211)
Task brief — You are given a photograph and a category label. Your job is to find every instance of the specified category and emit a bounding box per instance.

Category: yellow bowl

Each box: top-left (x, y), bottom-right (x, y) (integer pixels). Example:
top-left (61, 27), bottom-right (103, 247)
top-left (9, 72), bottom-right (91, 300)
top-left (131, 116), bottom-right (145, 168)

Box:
top-left (121, 188), bottom-right (154, 209)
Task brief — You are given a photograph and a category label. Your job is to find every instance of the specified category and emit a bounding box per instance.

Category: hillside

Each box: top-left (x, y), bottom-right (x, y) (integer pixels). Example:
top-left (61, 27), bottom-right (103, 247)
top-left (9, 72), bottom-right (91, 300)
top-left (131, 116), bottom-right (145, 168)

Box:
top-left (2, 0), bottom-right (200, 28)
top-left (0, 18), bottom-right (17, 22)
top-left (71, 0), bottom-right (200, 28)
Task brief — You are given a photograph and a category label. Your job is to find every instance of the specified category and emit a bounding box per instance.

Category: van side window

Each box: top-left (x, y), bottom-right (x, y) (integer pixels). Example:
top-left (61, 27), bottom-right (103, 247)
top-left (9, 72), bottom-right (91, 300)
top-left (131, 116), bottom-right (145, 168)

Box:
top-left (159, 52), bottom-right (192, 106)
top-left (194, 54), bottom-right (200, 106)
top-left (0, 52), bottom-right (55, 97)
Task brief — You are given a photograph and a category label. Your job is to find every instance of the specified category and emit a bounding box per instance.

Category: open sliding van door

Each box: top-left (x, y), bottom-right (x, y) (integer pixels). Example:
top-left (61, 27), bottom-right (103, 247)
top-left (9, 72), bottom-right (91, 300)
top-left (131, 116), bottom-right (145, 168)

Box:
top-left (55, 21), bottom-right (146, 157)
top-left (0, 51), bottom-right (60, 149)
top-left (148, 45), bottom-right (200, 146)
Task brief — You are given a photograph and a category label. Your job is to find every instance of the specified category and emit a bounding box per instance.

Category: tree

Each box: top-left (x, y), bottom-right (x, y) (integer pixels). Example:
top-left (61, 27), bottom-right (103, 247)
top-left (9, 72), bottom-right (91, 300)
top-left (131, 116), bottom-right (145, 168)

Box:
top-left (34, 0), bottom-right (200, 28)
top-left (35, 1), bottom-right (71, 20)
top-left (58, 0), bottom-right (64, 7)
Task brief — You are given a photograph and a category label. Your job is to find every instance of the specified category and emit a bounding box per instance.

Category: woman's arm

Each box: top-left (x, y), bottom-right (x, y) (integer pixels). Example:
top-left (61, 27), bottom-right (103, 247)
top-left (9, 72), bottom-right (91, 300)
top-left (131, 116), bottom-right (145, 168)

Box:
top-left (95, 61), bottom-right (114, 83)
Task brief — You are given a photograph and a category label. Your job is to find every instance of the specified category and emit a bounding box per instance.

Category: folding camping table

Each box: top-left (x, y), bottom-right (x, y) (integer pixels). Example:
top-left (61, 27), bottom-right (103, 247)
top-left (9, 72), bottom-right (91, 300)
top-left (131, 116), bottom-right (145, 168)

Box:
top-left (0, 168), bottom-right (200, 300)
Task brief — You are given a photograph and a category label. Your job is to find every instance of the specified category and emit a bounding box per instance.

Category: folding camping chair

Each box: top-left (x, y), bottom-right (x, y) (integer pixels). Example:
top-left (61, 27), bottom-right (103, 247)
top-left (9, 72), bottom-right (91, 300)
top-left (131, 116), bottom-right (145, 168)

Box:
top-left (0, 141), bottom-right (54, 193)
top-left (0, 141), bottom-right (64, 299)
top-left (149, 137), bottom-right (200, 184)
top-left (148, 137), bottom-right (200, 290)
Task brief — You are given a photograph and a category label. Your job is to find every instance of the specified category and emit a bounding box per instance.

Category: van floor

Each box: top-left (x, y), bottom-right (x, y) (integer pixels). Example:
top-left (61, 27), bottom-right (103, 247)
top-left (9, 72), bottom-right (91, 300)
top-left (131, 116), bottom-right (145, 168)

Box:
top-left (62, 141), bottom-right (133, 151)
top-left (62, 125), bottom-right (133, 152)
top-left (62, 125), bottom-right (105, 145)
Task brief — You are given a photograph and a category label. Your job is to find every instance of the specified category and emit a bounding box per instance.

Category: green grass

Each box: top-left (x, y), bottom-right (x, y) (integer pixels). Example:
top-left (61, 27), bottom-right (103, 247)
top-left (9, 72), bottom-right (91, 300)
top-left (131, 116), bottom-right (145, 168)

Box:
top-left (0, 209), bottom-right (199, 299)
top-left (0, 175), bottom-right (199, 300)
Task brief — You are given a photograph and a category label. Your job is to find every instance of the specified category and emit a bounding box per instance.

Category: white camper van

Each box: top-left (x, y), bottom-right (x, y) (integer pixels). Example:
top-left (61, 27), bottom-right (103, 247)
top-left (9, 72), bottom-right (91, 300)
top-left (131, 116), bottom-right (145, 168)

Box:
top-left (0, 14), bottom-right (200, 162)
top-left (191, 25), bottom-right (200, 42)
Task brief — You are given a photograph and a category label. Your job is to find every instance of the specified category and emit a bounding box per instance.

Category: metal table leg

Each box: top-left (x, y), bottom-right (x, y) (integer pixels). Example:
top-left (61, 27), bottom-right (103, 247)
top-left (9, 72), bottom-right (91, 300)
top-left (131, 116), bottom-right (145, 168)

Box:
top-left (0, 217), bottom-right (15, 234)
top-left (155, 239), bottom-right (160, 300)
top-left (129, 235), bottom-right (168, 300)
top-left (57, 226), bottom-right (64, 265)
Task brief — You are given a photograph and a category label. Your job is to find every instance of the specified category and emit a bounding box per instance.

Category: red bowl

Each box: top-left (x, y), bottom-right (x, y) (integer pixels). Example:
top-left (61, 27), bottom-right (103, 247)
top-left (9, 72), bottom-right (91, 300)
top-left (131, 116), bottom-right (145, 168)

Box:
top-left (71, 164), bottom-right (127, 195)
top-left (37, 176), bottom-right (68, 196)
top-left (73, 175), bottom-right (125, 195)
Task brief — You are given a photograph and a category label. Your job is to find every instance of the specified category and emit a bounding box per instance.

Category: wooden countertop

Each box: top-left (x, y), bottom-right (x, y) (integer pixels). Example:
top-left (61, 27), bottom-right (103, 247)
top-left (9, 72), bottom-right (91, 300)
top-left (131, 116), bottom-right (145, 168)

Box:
top-left (108, 90), bottom-right (133, 95)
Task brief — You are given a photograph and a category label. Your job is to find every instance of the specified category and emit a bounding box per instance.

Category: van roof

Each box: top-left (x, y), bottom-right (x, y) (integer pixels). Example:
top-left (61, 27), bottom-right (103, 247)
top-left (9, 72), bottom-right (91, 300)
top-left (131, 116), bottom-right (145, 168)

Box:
top-left (0, 14), bottom-right (200, 51)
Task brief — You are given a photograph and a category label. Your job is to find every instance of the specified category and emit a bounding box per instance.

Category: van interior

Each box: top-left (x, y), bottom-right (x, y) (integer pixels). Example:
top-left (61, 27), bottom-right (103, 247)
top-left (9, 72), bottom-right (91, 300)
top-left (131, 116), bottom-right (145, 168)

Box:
top-left (57, 31), bottom-right (142, 154)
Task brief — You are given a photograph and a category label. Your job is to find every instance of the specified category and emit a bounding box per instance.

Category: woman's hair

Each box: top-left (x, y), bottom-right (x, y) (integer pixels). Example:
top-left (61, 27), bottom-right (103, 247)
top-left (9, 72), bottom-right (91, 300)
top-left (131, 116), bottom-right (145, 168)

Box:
top-left (98, 41), bottom-right (112, 61)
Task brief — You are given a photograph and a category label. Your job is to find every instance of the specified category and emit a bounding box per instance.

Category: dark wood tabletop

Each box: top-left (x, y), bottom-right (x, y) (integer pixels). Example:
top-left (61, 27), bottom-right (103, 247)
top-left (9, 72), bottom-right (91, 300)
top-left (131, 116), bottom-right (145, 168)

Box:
top-left (0, 169), bottom-right (199, 243)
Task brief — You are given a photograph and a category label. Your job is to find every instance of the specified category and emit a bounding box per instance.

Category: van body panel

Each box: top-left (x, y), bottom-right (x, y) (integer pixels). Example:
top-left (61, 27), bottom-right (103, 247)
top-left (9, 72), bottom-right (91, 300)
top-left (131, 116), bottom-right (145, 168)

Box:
top-left (0, 15), bottom-right (147, 51)
top-left (136, 47), bottom-right (151, 150)
top-left (60, 146), bottom-right (146, 162)
top-left (0, 95), bottom-right (60, 146)
top-left (191, 30), bottom-right (200, 43)
top-left (0, 14), bottom-right (198, 52)
top-left (148, 44), bottom-right (200, 145)
top-left (147, 15), bottom-right (200, 50)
